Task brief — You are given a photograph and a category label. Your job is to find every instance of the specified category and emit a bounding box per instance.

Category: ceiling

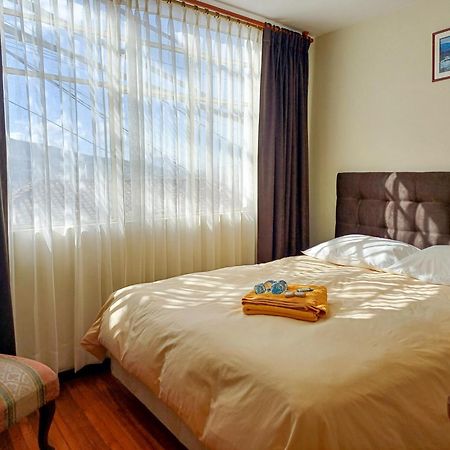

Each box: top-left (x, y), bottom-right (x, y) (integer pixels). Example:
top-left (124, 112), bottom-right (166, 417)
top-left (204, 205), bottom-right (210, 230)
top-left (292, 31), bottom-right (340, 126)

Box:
top-left (218, 0), bottom-right (419, 36)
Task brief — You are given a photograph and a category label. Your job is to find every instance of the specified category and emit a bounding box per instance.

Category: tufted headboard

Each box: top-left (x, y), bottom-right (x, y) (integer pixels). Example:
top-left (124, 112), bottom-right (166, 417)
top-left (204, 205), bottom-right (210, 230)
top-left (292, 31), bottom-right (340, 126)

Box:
top-left (335, 172), bottom-right (450, 249)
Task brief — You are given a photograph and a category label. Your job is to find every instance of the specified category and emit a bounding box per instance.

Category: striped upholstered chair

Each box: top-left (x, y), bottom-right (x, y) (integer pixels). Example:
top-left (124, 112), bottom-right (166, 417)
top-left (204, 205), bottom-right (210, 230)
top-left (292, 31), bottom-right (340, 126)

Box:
top-left (0, 355), bottom-right (59, 449)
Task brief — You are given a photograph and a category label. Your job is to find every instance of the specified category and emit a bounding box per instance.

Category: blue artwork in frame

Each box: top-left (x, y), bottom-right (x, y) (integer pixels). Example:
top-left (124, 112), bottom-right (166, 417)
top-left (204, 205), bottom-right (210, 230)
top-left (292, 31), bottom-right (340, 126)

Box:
top-left (433, 27), bottom-right (450, 82)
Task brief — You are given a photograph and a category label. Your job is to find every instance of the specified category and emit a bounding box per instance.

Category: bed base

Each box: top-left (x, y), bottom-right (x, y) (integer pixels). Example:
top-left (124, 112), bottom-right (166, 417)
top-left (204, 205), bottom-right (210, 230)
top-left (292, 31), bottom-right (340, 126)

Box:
top-left (110, 358), bottom-right (206, 450)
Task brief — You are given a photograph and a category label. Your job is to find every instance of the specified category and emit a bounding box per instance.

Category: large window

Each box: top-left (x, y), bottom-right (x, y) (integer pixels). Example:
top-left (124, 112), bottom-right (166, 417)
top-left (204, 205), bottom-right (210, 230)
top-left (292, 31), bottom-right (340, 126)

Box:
top-left (3, 0), bottom-right (261, 227)
top-left (0, 0), bottom-right (262, 371)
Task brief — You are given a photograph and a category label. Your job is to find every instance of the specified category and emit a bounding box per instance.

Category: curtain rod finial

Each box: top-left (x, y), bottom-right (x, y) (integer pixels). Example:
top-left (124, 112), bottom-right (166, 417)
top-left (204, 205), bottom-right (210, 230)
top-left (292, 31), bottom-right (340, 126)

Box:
top-left (302, 31), bottom-right (314, 42)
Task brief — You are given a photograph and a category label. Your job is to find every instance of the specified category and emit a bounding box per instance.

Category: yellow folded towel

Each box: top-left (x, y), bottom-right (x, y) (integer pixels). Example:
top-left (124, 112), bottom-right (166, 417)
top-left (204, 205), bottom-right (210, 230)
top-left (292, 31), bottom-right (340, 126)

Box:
top-left (242, 284), bottom-right (327, 322)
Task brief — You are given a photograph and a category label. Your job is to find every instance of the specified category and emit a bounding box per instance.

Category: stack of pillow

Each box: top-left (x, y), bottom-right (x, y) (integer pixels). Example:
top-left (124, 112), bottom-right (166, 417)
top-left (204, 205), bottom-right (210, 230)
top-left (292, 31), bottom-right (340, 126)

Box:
top-left (303, 234), bottom-right (450, 285)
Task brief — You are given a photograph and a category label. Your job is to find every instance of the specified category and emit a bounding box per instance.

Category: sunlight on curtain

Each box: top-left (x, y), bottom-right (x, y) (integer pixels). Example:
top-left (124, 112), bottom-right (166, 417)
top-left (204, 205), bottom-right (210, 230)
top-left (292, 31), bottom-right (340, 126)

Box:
top-left (0, 0), bottom-right (261, 371)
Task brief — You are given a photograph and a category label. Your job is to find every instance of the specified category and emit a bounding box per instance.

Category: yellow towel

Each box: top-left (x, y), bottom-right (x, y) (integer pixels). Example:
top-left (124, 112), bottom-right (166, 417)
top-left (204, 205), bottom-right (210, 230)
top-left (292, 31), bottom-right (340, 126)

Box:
top-left (242, 284), bottom-right (327, 322)
top-left (242, 304), bottom-right (320, 322)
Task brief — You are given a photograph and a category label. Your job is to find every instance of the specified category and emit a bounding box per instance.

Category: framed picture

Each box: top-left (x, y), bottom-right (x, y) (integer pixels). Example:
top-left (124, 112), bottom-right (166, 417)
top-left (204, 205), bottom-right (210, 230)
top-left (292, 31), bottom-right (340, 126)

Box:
top-left (432, 27), bottom-right (450, 82)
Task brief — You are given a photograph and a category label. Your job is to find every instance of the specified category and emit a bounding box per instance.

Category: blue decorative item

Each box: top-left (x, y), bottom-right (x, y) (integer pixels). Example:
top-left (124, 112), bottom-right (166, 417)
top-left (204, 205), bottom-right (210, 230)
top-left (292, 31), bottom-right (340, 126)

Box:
top-left (254, 283), bottom-right (267, 295)
top-left (254, 279), bottom-right (288, 295)
top-left (271, 280), bottom-right (287, 294)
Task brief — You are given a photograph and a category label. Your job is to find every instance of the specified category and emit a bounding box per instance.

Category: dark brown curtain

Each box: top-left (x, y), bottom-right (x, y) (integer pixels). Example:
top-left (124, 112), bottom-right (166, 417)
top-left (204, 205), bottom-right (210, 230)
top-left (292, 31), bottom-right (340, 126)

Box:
top-left (257, 26), bottom-right (311, 263)
top-left (0, 39), bottom-right (15, 355)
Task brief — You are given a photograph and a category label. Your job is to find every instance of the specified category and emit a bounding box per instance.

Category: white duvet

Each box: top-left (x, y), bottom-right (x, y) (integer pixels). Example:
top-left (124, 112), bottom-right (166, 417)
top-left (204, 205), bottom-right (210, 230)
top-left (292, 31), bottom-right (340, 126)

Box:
top-left (82, 256), bottom-right (450, 450)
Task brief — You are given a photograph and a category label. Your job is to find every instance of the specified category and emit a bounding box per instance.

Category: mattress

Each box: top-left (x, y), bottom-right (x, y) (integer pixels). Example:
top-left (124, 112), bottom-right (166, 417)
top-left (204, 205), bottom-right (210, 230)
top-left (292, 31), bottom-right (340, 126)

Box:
top-left (82, 255), bottom-right (450, 449)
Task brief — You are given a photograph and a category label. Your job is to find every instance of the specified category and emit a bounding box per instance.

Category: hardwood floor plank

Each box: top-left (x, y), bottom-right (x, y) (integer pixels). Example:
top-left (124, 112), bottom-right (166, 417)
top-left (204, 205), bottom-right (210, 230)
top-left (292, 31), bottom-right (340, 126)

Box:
top-left (0, 369), bottom-right (185, 450)
top-left (68, 378), bottom-right (140, 449)
top-left (2, 418), bottom-right (31, 450)
top-left (93, 375), bottom-right (168, 449)
top-left (104, 378), bottom-right (183, 450)
top-left (49, 420), bottom-right (70, 450)
top-left (67, 383), bottom-right (118, 449)
top-left (17, 417), bottom-right (37, 450)
top-left (54, 387), bottom-right (99, 450)
top-left (96, 376), bottom-right (166, 450)
top-left (0, 431), bottom-right (14, 450)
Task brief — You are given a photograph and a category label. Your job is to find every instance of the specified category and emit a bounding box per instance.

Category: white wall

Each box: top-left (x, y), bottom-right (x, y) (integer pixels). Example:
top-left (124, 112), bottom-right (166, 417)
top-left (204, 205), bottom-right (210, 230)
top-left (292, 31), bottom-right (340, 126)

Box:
top-left (310, 0), bottom-right (450, 245)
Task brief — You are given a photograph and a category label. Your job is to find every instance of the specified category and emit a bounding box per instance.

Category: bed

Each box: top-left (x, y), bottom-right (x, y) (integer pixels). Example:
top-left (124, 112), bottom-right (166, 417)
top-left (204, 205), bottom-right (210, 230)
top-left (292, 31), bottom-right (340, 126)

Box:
top-left (82, 172), bottom-right (450, 450)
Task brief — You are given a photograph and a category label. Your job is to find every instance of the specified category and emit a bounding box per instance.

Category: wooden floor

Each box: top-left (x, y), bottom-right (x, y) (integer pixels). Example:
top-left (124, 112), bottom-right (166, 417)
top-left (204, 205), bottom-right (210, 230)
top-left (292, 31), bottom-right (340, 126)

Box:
top-left (0, 370), bottom-right (185, 450)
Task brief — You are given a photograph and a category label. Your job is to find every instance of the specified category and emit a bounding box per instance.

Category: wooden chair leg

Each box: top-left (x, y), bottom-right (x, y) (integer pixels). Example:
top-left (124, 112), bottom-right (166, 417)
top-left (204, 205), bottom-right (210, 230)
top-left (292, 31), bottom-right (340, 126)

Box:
top-left (38, 400), bottom-right (56, 450)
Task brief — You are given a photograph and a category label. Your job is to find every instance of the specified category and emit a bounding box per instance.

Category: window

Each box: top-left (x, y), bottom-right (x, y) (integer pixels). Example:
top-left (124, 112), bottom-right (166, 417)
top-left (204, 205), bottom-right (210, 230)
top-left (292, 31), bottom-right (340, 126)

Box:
top-left (0, 0), bottom-right (262, 370)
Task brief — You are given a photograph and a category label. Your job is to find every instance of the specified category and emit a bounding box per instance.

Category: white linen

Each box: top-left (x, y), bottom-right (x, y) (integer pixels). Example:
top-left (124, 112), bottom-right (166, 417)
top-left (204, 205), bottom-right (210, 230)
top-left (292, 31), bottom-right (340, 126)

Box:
top-left (303, 234), bottom-right (419, 270)
top-left (388, 245), bottom-right (450, 285)
top-left (83, 255), bottom-right (450, 450)
top-left (1, 0), bottom-right (261, 371)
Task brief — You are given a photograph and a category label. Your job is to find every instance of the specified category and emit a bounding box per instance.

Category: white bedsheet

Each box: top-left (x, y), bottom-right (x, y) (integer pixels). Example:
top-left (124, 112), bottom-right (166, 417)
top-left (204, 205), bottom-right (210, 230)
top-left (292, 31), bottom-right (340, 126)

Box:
top-left (82, 256), bottom-right (450, 449)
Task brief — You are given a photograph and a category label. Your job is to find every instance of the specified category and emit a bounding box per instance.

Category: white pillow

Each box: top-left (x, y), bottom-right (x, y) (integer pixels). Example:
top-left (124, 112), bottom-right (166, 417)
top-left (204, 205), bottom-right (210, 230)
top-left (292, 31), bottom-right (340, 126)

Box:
top-left (387, 245), bottom-right (450, 285)
top-left (303, 234), bottom-right (419, 270)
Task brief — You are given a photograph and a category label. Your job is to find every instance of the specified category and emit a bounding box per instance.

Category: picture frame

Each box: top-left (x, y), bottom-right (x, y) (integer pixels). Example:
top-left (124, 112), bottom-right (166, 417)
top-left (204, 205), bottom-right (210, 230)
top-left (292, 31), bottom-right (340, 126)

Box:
top-left (432, 27), bottom-right (450, 82)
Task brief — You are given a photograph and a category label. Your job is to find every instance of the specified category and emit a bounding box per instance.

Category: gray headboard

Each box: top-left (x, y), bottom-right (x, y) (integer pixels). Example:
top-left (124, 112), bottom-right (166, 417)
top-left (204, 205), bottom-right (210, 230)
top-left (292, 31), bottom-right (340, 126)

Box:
top-left (335, 172), bottom-right (450, 249)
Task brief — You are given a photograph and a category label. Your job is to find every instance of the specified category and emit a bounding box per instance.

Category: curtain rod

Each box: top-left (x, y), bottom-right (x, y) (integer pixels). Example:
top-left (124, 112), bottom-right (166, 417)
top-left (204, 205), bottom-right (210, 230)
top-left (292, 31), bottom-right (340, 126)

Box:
top-left (166, 0), bottom-right (313, 41)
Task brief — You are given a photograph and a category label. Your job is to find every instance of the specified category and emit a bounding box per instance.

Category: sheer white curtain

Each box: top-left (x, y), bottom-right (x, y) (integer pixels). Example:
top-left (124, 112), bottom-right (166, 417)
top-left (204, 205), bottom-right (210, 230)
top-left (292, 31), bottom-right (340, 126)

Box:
top-left (0, 0), bottom-right (262, 371)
